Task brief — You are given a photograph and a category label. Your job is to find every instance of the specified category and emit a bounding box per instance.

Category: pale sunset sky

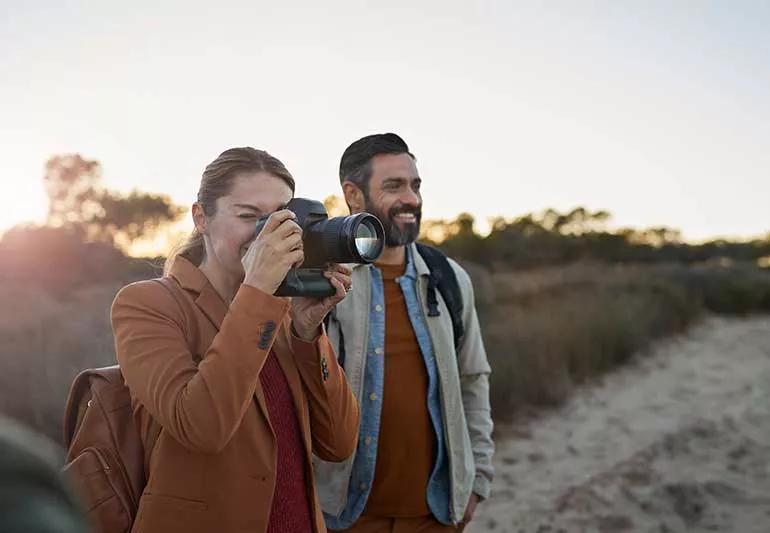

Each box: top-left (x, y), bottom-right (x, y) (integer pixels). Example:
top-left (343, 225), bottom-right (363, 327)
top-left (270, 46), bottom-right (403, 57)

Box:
top-left (1, 1), bottom-right (769, 247)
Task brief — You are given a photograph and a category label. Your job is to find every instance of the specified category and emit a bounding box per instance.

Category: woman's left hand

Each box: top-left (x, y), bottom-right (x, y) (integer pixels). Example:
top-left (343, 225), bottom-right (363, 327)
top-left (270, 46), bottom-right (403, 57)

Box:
top-left (289, 264), bottom-right (352, 341)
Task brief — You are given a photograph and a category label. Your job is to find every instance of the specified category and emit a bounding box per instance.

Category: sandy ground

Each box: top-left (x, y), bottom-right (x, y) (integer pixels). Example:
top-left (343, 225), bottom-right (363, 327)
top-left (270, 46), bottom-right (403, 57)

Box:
top-left (467, 316), bottom-right (770, 533)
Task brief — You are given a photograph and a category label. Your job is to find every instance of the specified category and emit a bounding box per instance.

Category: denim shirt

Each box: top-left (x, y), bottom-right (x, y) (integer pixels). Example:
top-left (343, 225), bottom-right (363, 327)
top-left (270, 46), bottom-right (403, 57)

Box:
top-left (325, 248), bottom-right (452, 529)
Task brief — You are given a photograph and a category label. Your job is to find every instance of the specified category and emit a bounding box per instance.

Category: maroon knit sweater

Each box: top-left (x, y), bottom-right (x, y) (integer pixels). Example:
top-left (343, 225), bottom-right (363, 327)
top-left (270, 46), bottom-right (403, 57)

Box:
top-left (259, 351), bottom-right (314, 533)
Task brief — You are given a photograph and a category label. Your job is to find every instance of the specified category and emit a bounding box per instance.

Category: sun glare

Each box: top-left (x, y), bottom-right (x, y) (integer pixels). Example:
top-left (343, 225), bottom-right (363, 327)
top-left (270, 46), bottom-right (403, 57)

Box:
top-left (0, 199), bottom-right (47, 233)
top-left (125, 219), bottom-right (192, 258)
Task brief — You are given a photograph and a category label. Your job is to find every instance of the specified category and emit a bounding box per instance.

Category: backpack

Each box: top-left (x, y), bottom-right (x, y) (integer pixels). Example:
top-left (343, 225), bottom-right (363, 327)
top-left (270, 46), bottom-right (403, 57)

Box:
top-left (61, 278), bottom-right (181, 533)
top-left (415, 243), bottom-right (465, 351)
top-left (329, 243), bottom-right (464, 368)
top-left (61, 366), bottom-right (156, 533)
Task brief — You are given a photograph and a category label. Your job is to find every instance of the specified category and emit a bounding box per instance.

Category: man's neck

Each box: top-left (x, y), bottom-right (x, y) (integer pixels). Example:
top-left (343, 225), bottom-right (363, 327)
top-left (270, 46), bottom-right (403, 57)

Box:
top-left (376, 244), bottom-right (407, 265)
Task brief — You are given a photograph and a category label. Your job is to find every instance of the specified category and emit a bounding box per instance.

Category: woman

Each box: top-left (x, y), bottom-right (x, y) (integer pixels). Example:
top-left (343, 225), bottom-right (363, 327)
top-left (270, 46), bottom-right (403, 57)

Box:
top-left (111, 147), bottom-right (359, 533)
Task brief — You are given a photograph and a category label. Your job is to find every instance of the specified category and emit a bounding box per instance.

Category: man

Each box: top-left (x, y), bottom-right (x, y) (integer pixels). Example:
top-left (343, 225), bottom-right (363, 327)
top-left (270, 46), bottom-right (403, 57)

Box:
top-left (315, 133), bottom-right (494, 532)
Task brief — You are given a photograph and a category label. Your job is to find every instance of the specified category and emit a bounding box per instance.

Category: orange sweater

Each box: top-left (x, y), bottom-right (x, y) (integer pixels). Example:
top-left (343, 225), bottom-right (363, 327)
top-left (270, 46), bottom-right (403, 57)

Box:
top-left (364, 262), bottom-right (435, 518)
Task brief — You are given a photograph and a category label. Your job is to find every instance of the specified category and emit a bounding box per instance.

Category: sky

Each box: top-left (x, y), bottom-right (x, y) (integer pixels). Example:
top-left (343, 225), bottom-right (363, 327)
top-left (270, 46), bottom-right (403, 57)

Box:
top-left (1, 0), bottom-right (769, 246)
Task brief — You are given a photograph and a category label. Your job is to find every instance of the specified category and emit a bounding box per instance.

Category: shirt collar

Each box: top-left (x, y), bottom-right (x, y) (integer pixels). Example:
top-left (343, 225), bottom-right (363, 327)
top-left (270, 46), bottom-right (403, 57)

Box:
top-left (400, 245), bottom-right (417, 280)
top-left (355, 242), bottom-right (431, 280)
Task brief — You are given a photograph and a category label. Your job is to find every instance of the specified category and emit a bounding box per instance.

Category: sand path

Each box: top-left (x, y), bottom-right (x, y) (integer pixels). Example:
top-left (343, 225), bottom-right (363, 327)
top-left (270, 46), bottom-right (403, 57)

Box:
top-left (468, 316), bottom-right (770, 533)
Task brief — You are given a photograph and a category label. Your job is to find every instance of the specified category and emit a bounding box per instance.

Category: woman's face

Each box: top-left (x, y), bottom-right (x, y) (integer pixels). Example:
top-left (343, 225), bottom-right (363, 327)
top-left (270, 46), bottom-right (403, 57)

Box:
top-left (197, 171), bottom-right (293, 280)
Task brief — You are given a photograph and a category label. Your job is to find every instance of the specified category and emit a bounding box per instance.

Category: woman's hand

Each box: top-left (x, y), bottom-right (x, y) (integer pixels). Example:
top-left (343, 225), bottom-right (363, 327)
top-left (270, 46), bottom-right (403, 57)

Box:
top-left (241, 210), bottom-right (303, 295)
top-left (290, 264), bottom-right (352, 341)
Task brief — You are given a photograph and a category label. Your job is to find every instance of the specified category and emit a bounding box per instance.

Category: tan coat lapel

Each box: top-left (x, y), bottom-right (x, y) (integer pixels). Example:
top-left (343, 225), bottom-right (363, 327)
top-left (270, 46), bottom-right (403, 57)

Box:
top-left (168, 256), bottom-right (272, 423)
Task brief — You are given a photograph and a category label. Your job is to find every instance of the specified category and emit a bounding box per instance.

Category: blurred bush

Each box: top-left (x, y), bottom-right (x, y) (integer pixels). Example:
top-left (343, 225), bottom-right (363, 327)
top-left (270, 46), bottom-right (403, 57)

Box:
top-left (0, 281), bottom-right (120, 442)
top-left (3, 186), bottom-right (770, 439)
top-left (467, 261), bottom-right (770, 418)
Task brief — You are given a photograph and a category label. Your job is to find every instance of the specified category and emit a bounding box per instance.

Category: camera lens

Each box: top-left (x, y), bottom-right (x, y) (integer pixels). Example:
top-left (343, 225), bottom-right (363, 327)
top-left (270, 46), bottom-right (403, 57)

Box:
top-left (302, 212), bottom-right (385, 265)
top-left (354, 218), bottom-right (383, 261)
top-left (343, 213), bottom-right (384, 263)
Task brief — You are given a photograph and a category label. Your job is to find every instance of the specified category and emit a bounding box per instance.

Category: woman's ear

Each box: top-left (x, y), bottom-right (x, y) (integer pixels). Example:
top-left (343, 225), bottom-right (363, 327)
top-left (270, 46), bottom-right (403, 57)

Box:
top-left (191, 203), bottom-right (207, 234)
top-left (342, 181), bottom-right (365, 213)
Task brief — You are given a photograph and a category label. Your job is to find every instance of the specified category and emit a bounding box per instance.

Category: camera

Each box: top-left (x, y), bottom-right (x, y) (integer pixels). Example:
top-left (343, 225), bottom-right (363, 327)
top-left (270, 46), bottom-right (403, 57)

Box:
top-left (254, 198), bottom-right (385, 297)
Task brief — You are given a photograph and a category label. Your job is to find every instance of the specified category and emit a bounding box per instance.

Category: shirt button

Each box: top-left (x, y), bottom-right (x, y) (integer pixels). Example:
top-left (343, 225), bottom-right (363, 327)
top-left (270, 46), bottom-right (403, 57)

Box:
top-left (364, 437), bottom-right (372, 446)
top-left (369, 393), bottom-right (378, 401)
top-left (374, 347), bottom-right (383, 355)
top-left (375, 304), bottom-right (383, 312)
top-left (359, 483), bottom-right (367, 491)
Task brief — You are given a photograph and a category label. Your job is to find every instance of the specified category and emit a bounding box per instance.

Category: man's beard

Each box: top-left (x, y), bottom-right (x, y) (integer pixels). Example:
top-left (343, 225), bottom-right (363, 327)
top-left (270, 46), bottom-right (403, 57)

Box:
top-left (364, 199), bottom-right (422, 247)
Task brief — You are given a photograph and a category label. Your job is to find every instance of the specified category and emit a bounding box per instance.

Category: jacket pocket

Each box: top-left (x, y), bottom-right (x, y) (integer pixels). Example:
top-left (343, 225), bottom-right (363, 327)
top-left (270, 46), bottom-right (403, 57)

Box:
top-left (63, 446), bottom-right (133, 533)
top-left (133, 493), bottom-right (207, 533)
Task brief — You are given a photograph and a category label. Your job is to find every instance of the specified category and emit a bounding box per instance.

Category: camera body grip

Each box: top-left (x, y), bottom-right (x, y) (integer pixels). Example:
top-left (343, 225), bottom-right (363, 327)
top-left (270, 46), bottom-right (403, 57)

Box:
top-left (275, 268), bottom-right (336, 298)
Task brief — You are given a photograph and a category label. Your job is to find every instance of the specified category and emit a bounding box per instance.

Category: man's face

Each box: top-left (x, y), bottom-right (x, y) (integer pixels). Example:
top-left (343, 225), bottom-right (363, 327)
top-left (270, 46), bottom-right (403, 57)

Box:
top-left (361, 153), bottom-right (422, 247)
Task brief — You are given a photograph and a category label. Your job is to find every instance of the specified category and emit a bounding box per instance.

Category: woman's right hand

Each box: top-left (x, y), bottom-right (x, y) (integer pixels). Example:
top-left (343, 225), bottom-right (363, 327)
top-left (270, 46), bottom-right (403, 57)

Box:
top-left (242, 209), bottom-right (304, 295)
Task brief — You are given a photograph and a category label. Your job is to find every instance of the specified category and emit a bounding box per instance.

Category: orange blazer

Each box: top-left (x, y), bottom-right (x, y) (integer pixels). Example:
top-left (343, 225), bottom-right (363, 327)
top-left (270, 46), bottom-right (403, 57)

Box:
top-left (111, 256), bottom-right (359, 533)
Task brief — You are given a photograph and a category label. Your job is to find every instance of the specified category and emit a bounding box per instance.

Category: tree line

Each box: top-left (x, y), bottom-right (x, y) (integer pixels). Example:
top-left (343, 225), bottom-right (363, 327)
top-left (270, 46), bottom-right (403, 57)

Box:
top-left (421, 208), bottom-right (770, 270)
top-left (1, 154), bottom-right (767, 291)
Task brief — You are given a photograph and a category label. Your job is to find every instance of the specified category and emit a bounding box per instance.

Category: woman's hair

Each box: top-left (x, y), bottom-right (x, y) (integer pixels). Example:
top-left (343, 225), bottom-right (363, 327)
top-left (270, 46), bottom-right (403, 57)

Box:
top-left (164, 147), bottom-right (295, 274)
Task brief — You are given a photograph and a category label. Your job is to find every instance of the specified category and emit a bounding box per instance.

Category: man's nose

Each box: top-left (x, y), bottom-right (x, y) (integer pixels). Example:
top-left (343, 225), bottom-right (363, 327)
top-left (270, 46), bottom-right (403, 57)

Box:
top-left (399, 188), bottom-right (421, 207)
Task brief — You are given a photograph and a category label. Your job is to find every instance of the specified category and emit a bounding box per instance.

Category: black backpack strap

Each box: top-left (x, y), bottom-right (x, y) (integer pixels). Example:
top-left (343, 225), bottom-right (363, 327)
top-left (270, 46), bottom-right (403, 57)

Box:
top-left (415, 243), bottom-right (465, 353)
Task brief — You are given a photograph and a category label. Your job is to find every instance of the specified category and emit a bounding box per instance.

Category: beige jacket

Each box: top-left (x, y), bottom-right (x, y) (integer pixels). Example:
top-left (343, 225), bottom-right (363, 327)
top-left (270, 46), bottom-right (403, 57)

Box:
top-left (314, 243), bottom-right (494, 524)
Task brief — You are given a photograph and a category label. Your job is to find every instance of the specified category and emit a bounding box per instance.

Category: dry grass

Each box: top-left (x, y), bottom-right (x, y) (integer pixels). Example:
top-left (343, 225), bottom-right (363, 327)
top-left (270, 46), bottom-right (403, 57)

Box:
top-left (468, 261), bottom-right (770, 418)
top-left (481, 274), bottom-right (697, 412)
top-left (2, 261), bottom-right (769, 442)
top-left (0, 282), bottom-right (120, 442)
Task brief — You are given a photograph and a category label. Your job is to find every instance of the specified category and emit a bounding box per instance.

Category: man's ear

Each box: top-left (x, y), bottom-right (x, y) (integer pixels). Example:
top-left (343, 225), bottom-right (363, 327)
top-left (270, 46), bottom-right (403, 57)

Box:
top-left (191, 203), bottom-right (207, 234)
top-left (342, 181), bottom-right (365, 214)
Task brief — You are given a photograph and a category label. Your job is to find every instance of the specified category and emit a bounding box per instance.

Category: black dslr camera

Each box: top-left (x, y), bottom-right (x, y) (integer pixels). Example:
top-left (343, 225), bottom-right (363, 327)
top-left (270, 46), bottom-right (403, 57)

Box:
top-left (254, 198), bottom-right (385, 297)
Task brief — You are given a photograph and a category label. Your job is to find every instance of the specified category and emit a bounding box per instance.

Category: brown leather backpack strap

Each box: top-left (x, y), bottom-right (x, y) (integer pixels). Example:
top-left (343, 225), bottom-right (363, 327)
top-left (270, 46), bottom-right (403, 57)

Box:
top-left (62, 370), bottom-right (96, 449)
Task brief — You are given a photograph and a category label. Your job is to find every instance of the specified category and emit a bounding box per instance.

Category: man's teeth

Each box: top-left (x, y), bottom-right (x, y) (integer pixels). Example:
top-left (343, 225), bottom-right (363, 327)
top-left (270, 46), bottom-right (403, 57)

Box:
top-left (395, 213), bottom-right (416, 221)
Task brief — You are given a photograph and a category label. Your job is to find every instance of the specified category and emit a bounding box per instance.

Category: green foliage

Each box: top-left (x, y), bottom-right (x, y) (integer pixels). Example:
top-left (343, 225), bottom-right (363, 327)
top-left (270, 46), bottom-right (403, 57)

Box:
top-left (89, 189), bottom-right (185, 244)
top-left (43, 154), bottom-right (102, 226)
top-left (42, 154), bottom-right (184, 246)
top-left (425, 208), bottom-right (770, 270)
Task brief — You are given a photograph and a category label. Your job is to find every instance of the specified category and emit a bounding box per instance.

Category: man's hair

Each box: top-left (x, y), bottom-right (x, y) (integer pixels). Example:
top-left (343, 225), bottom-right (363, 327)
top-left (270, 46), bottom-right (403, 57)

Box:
top-left (338, 133), bottom-right (415, 193)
